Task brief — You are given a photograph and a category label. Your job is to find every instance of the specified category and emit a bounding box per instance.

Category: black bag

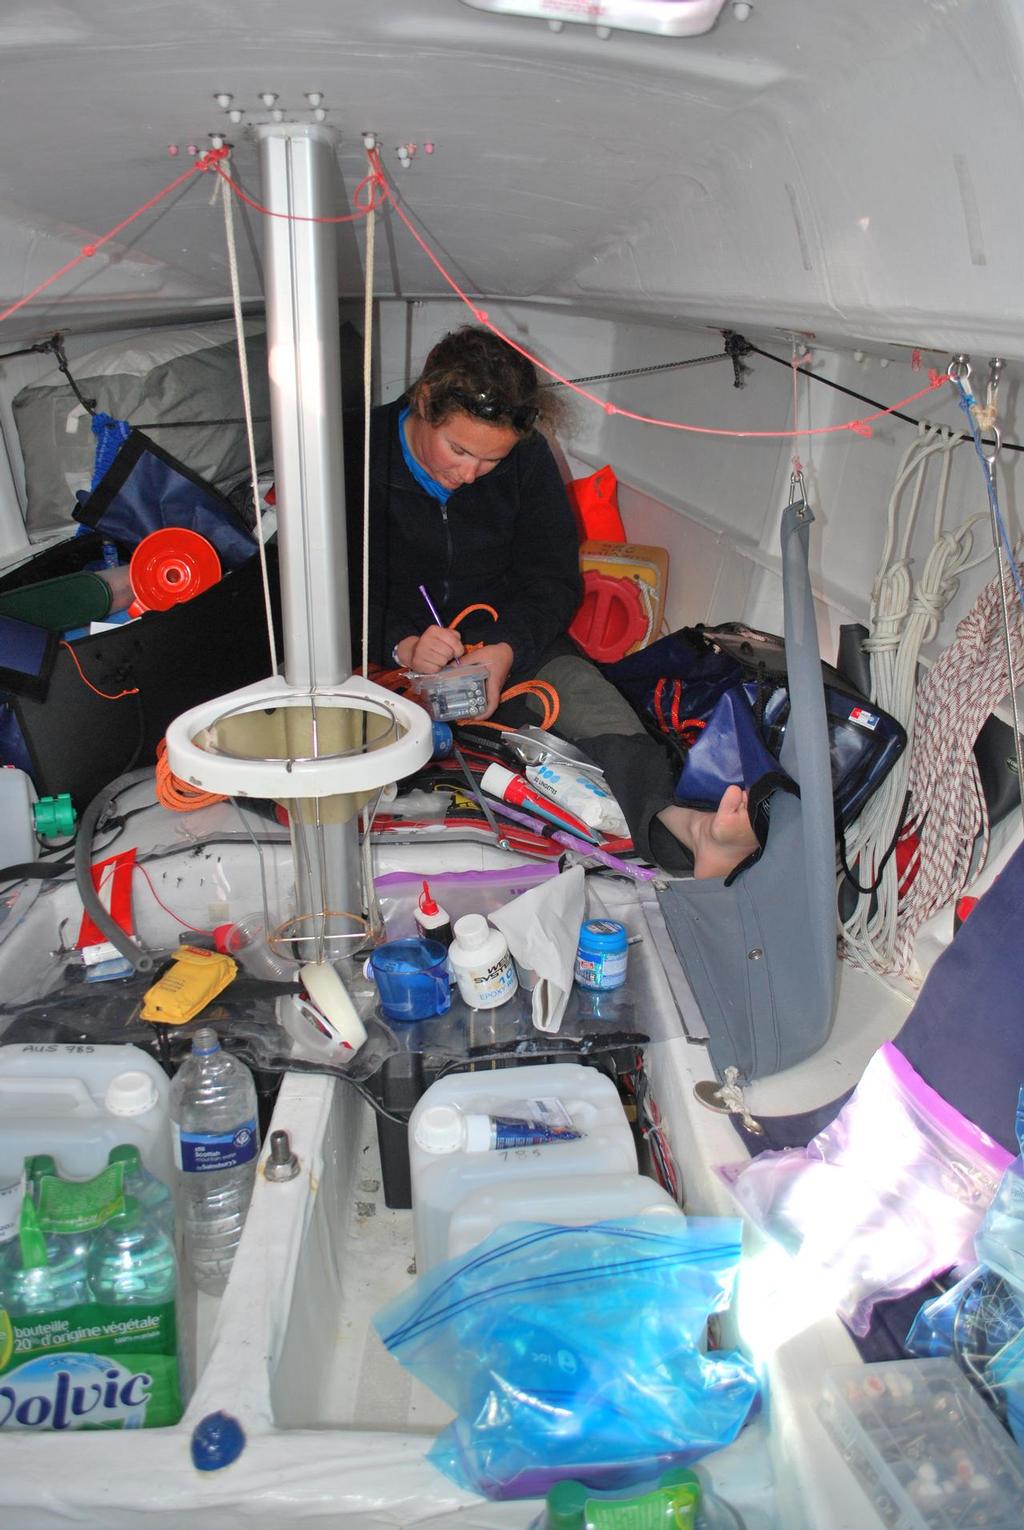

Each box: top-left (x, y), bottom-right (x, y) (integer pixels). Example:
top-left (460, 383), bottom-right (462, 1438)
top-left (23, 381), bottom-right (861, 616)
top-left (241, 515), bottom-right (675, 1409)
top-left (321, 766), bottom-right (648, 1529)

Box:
top-left (604, 621), bottom-right (907, 832)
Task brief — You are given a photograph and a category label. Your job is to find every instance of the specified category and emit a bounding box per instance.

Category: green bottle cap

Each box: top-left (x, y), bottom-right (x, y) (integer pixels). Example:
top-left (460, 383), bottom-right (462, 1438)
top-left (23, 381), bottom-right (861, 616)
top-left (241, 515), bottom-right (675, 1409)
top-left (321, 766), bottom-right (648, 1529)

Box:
top-left (659, 1468), bottom-right (702, 1494)
top-left (24, 1153), bottom-right (57, 1184)
top-left (544, 1479), bottom-right (589, 1529)
top-left (586, 1479), bottom-right (702, 1530)
top-left (108, 1144), bottom-right (141, 1170)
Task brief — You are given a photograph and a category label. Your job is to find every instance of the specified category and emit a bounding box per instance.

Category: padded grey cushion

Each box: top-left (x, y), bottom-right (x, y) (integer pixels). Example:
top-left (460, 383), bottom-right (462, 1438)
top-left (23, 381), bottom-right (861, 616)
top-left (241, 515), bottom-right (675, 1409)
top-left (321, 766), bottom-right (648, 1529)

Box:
top-left (13, 321), bottom-right (272, 540)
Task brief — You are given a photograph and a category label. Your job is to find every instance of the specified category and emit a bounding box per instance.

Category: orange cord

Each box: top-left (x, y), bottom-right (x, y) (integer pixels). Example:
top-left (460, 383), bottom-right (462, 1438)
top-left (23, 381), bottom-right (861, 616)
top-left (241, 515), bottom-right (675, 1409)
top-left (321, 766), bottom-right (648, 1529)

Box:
top-left (154, 739), bottom-right (226, 813)
top-left (371, 601), bottom-right (562, 732)
top-left (60, 641), bottom-right (140, 700)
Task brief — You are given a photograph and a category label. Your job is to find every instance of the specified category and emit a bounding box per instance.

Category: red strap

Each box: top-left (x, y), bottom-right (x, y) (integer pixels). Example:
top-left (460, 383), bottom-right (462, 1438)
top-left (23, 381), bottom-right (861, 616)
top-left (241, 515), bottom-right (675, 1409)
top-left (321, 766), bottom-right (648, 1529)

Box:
top-left (76, 848), bottom-right (137, 948)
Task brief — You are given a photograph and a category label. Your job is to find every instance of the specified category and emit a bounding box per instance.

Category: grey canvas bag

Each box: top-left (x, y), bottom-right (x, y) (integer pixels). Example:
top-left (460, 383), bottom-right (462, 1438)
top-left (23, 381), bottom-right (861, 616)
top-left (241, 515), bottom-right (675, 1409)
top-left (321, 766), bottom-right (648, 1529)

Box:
top-left (657, 500), bottom-right (837, 1081)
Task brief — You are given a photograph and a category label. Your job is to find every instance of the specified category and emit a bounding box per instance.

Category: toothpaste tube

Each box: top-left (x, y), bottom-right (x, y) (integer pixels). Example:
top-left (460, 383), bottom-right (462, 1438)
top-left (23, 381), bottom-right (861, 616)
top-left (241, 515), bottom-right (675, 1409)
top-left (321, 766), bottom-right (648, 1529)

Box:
top-left (479, 762), bottom-right (600, 842)
top-left (414, 1103), bottom-right (583, 1154)
top-left (525, 759), bottom-right (628, 836)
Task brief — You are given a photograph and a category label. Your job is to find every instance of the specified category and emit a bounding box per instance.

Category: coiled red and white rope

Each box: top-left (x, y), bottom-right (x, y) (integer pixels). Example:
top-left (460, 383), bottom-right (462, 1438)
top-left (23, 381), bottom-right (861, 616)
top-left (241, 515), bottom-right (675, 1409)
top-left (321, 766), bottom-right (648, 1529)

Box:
top-left (893, 545), bottom-right (1024, 975)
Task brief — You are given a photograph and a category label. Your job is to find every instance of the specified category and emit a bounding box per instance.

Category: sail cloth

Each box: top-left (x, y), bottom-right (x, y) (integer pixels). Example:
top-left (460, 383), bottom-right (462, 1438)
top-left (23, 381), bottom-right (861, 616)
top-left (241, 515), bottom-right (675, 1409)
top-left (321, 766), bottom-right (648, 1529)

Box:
top-left (657, 502), bottom-right (837, 1081)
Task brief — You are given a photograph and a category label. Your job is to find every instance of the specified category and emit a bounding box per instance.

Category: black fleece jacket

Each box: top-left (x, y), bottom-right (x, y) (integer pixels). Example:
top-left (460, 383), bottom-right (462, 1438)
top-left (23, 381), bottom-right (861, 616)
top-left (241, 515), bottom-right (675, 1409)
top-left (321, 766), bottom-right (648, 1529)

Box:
top-left (347, 398), bottom-right (582, 681)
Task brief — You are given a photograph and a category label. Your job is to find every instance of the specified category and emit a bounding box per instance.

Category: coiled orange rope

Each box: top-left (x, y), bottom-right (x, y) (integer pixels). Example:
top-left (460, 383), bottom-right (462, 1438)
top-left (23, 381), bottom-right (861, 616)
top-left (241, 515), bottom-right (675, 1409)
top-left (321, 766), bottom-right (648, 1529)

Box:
top-left (447, 603), bottom-right (561, 730)
top-left (154, 739), bottom-right (226, 812)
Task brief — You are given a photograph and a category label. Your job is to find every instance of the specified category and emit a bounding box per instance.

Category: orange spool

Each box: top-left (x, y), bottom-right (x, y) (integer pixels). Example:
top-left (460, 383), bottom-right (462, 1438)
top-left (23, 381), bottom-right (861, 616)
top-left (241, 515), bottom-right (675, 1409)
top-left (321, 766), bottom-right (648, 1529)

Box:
top-left (129, 528), bottom-right (222, 614)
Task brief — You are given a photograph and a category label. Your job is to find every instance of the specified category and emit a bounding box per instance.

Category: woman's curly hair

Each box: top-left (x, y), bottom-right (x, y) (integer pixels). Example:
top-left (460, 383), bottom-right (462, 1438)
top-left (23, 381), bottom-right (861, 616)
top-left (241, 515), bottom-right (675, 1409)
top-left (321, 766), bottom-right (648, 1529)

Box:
top-left (408, 325), bottom-right (564, 435)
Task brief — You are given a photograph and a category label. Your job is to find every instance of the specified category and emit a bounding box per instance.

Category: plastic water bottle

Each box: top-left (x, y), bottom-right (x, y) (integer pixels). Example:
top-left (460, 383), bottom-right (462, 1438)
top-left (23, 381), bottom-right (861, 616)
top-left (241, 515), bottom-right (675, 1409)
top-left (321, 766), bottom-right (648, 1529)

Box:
top-left (87, 1196), bottom-right (176, 1305)
top-left (107, 1144), bottom-right (174, 1240)
top-left (169, 1027), bottom-right (260, 1296)
top-left (0, 1200), bottom-right (89, 1316)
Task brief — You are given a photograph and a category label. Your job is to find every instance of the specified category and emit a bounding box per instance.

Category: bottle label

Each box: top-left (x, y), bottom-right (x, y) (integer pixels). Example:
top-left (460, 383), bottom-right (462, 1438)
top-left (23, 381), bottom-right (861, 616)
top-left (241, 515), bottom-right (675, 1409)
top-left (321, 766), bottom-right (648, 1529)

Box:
top-left (574, 949), bottom-right (628, 990)
top-left (459, 950), bottom-right (517, 1006)
top-left (0, 1298), bottom-right (181, 1430)
top-left (37, 1164), bottom-right (125, 1235)
top-left (173, 1119), bottom-right (258, 1173)
top-left (0, 1180), bottom-right (23, 1246)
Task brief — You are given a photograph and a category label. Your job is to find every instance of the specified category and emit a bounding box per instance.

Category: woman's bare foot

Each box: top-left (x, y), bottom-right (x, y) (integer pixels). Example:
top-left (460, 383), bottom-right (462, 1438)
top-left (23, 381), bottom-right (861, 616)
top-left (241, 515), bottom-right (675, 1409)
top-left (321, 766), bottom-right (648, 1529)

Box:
top-left (657, 786), bottom-right (760, 879)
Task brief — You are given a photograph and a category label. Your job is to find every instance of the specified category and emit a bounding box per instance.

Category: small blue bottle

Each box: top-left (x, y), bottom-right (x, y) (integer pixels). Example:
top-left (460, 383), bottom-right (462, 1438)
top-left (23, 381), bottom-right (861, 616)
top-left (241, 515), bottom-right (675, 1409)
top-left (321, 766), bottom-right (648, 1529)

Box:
top-left (574, 919), bottom-right (629, 991)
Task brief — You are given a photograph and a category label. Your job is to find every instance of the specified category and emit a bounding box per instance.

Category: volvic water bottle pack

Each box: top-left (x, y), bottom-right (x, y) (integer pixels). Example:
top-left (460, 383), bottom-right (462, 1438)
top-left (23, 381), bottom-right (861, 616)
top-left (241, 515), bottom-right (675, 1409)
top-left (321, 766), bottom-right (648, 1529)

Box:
top-left (0, 1151), bottom-right (180, 1431)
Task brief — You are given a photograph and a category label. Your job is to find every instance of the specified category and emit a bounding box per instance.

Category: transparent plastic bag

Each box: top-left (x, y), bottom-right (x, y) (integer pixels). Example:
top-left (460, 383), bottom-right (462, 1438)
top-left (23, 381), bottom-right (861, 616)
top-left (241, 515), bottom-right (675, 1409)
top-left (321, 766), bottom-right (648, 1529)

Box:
top-left (906, 1086), bottom-right (1024, 1438)
top-left (975, 1087), bottom-right (1024, 1292)
top-left (375, 865), bottom-right (559, 940)
top-left (722, 1043), bottom-right (1012, 1336)
top-left (374, 1216), bottom-right (759, 1500)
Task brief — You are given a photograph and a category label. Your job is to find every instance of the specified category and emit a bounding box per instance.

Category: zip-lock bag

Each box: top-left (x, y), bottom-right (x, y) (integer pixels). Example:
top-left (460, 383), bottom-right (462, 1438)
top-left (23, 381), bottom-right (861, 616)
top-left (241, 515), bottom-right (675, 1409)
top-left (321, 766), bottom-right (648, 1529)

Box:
top-left (604, 620), bottom-right (907, 833)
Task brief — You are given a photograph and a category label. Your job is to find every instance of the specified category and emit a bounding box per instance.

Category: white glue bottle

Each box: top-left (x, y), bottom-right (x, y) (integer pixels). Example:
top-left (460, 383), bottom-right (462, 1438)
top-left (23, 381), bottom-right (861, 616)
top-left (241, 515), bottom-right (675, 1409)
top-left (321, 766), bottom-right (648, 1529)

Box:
top-left (414, 879), bottom-right (453, 949)
top-left (449, 913), bottom-right (519, 1009)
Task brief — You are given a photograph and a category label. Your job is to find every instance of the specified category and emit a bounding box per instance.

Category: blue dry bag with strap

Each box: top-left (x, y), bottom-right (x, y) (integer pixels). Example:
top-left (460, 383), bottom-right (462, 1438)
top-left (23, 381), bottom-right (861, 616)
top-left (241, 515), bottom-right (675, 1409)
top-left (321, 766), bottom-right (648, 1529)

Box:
top-left (604, 621), bottom-right (906, 833)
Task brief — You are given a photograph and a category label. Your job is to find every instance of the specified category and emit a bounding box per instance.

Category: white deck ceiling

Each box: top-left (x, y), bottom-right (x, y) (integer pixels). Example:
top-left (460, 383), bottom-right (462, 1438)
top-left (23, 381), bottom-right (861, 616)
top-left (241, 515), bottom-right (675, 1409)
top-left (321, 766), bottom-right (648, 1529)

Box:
top-left (0, 0), bottom-right (1021, 356)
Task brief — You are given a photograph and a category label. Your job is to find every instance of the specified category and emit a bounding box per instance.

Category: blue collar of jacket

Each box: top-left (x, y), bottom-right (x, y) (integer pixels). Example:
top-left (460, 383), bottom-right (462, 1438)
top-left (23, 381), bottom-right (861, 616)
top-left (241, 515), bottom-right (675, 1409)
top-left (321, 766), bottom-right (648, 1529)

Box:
top-left (397, 405), bottom-right (451, 503)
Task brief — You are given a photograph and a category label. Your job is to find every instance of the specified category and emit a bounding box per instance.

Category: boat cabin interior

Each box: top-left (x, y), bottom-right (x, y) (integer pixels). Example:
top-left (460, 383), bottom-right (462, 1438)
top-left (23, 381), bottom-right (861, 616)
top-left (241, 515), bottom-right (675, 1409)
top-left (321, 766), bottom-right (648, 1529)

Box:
top-left (0, 3), bottom-right (1022, 1526)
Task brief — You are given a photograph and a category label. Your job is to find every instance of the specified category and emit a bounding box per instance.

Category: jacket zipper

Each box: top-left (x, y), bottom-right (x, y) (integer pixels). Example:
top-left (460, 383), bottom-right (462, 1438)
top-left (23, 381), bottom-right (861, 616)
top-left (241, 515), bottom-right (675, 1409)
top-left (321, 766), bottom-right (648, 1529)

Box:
top-left (440, 502), bottom-right (453, 607)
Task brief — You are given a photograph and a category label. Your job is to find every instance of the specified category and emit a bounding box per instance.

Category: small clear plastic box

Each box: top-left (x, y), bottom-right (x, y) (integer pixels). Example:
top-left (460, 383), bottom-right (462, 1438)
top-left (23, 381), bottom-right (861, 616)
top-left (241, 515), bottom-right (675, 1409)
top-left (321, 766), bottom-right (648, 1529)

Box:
top-left (820, 1358), bottom-right (1024, 1529)
top-left (407, 664), bottom-right (489, 722)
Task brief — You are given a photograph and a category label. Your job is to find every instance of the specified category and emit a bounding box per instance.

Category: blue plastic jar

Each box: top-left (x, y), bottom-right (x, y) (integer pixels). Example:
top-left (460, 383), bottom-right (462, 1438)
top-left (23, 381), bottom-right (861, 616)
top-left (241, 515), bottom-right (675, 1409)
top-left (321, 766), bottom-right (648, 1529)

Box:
top-left (574, 919), bottom-right (629, 992)
top-left (367, 938), bottom-right (451, 1022)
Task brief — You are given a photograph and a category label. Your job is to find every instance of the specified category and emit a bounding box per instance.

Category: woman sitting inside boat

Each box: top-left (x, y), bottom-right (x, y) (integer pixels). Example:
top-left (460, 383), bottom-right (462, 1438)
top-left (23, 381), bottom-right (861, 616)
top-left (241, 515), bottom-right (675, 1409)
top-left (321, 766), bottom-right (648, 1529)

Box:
top-left (353, 324), bottom-right (759, 880)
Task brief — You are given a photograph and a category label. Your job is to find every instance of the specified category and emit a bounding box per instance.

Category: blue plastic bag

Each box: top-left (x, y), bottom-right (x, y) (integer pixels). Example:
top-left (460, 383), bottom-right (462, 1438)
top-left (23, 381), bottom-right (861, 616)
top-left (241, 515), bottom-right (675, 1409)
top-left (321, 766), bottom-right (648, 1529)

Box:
top-left (374, 1216), bottom-right (759, 1500)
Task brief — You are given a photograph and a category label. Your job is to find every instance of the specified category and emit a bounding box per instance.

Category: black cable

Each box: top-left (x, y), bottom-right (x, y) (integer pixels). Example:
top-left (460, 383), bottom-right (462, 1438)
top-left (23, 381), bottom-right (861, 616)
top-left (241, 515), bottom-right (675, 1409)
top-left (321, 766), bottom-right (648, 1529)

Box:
top-left (47, 334), bottom-right (97, 416)
top-left (838, 798), bottom-right (916, 897)
top-left (0, 339), bottom-right (59, 363)
top-left (743, 338), bottom-right (1024, 455)
top-left (547, 349), bottom-right (730, 389)
top-left (278, 1058), bottom-right (410, 1125)
top-left (133, 417), bottom-right (270, 429)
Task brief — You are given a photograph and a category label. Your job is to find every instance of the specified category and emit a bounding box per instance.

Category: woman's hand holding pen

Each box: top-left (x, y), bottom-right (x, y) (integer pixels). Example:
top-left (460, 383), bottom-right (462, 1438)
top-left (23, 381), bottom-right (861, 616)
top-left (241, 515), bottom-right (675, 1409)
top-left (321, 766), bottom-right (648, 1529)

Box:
top-left (402, 625), bottom-right (465, 672)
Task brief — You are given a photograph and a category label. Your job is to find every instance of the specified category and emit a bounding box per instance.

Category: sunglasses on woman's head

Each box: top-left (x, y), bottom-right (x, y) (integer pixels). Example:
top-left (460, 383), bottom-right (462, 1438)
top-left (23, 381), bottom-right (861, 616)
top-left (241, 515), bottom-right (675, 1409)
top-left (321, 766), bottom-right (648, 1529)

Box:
top-left (446, 387), bottom-right (539, 432)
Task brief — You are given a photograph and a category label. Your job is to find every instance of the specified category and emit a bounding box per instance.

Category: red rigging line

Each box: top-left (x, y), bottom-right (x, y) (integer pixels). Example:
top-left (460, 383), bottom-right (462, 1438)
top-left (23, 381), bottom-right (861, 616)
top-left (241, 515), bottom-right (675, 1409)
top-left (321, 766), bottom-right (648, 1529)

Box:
top-left (0, 146), bottom-right (230, 327)
top-left (0, 142), bottom-right (947, 440)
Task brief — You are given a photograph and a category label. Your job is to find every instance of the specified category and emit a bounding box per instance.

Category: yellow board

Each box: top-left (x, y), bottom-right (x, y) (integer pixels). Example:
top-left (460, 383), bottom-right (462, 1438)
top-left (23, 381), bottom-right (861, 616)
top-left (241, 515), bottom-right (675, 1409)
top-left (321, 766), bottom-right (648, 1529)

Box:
top-left (578, 540), bottom-right (670, 654)
top-left (141, 945), bottom-right (238, 1025)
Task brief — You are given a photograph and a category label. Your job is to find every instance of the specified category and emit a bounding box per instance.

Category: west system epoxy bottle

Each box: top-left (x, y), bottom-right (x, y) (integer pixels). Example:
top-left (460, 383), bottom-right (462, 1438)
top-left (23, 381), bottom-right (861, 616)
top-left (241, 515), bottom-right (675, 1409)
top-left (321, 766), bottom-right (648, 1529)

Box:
top-left (448, 914), bottom-right (518, 1009)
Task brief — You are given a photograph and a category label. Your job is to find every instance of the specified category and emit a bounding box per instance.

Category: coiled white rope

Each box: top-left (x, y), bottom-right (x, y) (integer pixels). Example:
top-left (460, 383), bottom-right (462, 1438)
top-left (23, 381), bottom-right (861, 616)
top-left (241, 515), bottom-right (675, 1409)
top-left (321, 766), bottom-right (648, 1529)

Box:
top-left (840, 424), bottom-right (989, 979)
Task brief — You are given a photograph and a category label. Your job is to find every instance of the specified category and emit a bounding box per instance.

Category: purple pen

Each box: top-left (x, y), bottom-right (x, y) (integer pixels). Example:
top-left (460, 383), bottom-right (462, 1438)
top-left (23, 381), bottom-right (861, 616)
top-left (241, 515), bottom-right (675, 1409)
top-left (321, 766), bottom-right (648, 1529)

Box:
top-left (418, 584), bottom-right (445, 627)
top-left (419, 583), bottom-right (461, 665)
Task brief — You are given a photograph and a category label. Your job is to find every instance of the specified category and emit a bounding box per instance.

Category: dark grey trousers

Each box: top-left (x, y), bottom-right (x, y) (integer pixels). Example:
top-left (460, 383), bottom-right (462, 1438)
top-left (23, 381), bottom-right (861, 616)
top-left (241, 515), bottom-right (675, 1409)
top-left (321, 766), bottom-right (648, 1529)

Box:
top-left (511, 645), bottom-right (694, 873)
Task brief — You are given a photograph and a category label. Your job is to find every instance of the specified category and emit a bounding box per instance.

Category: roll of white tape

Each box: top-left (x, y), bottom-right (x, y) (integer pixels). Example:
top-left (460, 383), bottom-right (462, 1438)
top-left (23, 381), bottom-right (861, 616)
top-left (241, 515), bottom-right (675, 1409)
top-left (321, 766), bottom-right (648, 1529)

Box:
top-left (299, 961), bottom-right (368, 1052)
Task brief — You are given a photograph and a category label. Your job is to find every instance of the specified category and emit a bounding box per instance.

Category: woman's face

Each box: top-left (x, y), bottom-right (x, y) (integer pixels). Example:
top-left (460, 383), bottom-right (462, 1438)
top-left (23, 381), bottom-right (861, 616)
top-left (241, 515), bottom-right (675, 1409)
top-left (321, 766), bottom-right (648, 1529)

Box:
top-left (406, 405), bottom-right (521, 491)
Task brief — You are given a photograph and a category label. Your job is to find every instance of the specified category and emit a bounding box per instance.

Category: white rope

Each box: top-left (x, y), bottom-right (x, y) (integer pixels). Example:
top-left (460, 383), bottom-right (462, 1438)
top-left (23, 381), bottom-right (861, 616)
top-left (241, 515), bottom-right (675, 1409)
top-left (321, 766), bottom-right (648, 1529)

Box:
top-left (840, 424), bottom-right (987, 978)
top-left (219, 172), bottom-right (279, 677)
top-left (360, 198), bottom-right (375, 678)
